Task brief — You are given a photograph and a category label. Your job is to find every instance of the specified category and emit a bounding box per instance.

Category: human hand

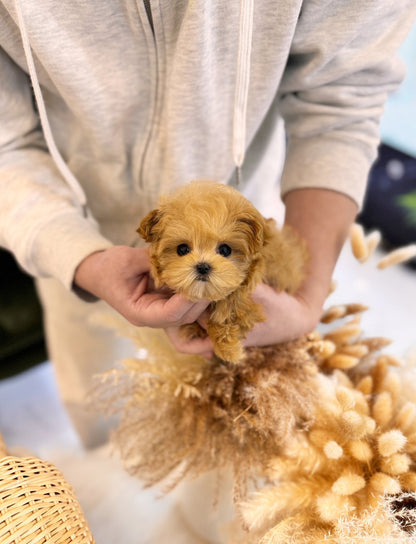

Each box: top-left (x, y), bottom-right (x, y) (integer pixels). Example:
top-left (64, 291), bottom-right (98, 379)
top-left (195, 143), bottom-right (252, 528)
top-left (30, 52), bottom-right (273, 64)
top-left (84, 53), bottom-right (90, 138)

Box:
top-left (164, 282), bottom-right (321, 357)
top-left (74, 246), bottom-right (213, 354)
top-left (242, 283), bottom-right (321, 347)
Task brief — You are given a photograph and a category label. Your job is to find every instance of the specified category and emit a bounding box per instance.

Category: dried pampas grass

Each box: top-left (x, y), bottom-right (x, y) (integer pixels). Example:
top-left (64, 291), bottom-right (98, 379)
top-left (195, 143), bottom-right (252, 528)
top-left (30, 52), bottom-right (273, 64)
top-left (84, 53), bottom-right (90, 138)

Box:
top-left (92, 300), bottom-right (416, 543)
top-left (92, 316), bottom-right (319, 496)
top-left (237, 309), bottom-right (416, 543)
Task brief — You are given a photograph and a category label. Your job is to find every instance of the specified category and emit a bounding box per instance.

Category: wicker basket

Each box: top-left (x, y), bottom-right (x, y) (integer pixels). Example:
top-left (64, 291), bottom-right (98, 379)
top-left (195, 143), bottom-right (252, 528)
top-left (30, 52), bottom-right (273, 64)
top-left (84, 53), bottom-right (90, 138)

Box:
top-left (0, 433), bottom-right (95, 544)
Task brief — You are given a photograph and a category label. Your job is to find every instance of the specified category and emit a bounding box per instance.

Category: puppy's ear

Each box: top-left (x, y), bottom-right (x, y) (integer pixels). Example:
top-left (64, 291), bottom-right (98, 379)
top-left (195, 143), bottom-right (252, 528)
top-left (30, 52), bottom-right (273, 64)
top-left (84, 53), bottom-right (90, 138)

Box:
top-left (137, 209), bottom-right (163, 242)
top-left (236, 213), bottom-right (265, 253)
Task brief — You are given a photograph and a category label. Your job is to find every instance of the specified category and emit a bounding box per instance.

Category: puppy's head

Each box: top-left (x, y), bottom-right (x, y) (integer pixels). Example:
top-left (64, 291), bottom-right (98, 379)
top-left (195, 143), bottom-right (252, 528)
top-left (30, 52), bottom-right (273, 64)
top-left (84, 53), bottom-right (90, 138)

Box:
top-left (138, 181), bottom-right (266, 301)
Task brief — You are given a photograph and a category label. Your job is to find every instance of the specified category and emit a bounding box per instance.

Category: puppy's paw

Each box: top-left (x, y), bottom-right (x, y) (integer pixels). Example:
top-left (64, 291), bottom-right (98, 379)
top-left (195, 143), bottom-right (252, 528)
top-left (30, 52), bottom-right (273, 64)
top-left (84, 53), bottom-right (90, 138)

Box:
top-left (213, 338), bottom-right (245, 364)
top-left (179, 322), bottom-right (208, 340)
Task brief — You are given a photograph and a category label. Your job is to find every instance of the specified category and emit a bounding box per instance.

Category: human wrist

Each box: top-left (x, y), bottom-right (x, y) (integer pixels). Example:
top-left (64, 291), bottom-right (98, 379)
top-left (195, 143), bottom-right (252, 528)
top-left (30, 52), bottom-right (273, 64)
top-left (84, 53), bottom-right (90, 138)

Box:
top-left (73, 250), bottom-right (106, 301)
top-left (283, 188), bottom-right (358, 311)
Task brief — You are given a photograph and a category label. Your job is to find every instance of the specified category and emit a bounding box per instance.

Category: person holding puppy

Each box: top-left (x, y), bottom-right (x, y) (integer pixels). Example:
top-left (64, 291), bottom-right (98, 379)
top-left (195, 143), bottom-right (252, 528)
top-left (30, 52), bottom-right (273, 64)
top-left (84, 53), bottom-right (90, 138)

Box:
top-left (1, 0), bottom-right (415, 446)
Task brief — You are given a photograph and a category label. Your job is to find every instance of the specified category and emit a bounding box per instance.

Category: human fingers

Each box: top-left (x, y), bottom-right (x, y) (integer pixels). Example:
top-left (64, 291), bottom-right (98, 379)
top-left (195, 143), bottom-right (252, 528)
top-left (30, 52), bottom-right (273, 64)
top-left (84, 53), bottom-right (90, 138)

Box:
top-left (132, 292), bottom-right (210, 328)
top-left (201, 351), bottom-right (214, 359)
top-left (164, 327), bottom-right (214, 355)
top-left (74, 246), bottom-right (152, 301)
top-left (243, 284), bottom-right (318, 347)
top-left (196, 309), bottom-right (210, 330)
top-left (171, 295), bottom-right (211, 325)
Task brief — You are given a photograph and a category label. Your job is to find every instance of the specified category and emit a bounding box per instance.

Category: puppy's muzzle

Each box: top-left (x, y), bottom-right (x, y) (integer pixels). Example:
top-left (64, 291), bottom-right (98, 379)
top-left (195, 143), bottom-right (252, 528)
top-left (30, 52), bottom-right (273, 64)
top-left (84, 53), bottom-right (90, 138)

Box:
top-left (195, 262), bottom-right (212, 281)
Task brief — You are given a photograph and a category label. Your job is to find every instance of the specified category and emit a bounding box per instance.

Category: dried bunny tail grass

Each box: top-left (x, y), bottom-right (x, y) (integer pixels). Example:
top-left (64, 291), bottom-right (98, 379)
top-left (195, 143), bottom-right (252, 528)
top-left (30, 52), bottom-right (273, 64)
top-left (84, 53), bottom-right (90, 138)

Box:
top-left (92, 331), bottom-right (320, 496)
top-left (366, 230), bottom-right (382, 257)
top-left (348, 224), bottom-right (416, 270)
top-left (396, 403), bottom-right (416, 434)
top-left (361, 337), bottom-right (393, 352)
top-left (315, 305), bottom-right (395, 375)
top-left (323, 321), bottom-right (363, 346)
top-left (378, 430), bottom-right (408, 457)
top-left (239, 338), bottom-right (416, 543)
top-left (372, 392), bottom-right (394, 429)
top-left (377, 244), bottom-right (416, 270)
top-left (327, 354), bottom-right (361, 370)
top-left (350, 223), bottom-right (369, 262)
top-left (320, 304), bottom-right (368, 324)
top-left (340, 344), bottom-right (370, 359)
top-left (349, 223), bottom-right (382, 264)
top-left (381, 354), bottom-right (403, 368)
top-left (241, 477), bottom-right (329, 533)
top-left (328, 279), bottom-right (337, 295)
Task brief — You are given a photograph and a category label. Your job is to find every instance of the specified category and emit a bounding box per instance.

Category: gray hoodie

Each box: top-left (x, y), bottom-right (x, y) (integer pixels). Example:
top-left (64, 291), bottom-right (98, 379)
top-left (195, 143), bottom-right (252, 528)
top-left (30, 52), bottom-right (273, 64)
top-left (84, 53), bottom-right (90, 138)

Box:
top-left (0, 0), bottom-right (415, 290)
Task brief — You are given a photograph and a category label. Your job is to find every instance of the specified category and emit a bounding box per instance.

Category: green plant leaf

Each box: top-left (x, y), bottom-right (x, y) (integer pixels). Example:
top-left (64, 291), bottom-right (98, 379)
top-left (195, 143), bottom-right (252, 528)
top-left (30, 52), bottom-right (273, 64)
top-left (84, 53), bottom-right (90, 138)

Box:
top-left (396, 190), bottom-right (416, 227)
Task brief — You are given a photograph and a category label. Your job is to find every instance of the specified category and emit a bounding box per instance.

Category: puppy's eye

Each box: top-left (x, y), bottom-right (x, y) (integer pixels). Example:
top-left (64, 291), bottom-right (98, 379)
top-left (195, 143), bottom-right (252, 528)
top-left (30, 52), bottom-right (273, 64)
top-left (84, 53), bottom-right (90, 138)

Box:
top-left (177, 243), bottom-right (191, 256)
top-left (217, 244), bottom-right (232, 257)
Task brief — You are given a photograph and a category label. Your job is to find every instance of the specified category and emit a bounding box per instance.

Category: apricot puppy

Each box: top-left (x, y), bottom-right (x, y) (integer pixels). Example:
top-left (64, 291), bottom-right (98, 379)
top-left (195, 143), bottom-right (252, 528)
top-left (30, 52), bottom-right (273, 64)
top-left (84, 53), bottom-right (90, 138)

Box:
top-left (138, 181), bottom-right (308, 363)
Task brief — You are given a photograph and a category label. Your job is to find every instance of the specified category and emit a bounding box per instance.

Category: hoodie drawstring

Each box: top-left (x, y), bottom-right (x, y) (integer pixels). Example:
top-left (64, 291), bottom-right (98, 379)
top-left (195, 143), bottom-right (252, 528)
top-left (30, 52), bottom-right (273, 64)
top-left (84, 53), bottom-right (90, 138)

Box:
top-left (14, 0), bottom-right (89, 218)
top-left (233, 0), bottom-right (254, 185)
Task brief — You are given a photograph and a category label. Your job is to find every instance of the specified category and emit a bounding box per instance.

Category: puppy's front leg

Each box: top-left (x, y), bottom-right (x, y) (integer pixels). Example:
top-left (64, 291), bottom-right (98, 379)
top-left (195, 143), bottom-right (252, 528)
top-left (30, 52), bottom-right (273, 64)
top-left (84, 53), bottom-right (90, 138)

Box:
top-left (206, 321), bottom-right (244, 364)
top-left (208, 292), bottom-right (264, 364)
top-left (179, 322), bottom-right (208, 340)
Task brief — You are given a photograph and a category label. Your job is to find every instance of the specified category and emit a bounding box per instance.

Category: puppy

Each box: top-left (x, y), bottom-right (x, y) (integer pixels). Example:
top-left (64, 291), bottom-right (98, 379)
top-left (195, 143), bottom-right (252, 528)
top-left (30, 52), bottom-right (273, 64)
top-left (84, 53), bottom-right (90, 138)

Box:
top-left (138, 181), bottom-right (308, 363)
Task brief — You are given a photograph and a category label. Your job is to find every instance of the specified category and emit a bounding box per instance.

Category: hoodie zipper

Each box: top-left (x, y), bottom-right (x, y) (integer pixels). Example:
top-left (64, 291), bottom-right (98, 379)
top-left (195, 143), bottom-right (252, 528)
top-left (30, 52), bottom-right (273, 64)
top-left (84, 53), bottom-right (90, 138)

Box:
top-left (139, 0), bottom-right (255, 197)
top-left (143, 0), bottom-right (155, 35)
top-left (233, 0), bottom-right (254, 177)
top-left (137, 0), bottom-right (160, 197)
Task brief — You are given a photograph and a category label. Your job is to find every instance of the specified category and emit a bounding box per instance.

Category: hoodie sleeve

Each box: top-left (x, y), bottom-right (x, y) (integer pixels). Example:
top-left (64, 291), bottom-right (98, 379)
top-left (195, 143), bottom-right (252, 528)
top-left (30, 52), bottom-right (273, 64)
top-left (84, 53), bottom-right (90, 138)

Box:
top-left (278, 1), bottom-right (416, 208)
top-left (0, 48), bottom-right (112, 290)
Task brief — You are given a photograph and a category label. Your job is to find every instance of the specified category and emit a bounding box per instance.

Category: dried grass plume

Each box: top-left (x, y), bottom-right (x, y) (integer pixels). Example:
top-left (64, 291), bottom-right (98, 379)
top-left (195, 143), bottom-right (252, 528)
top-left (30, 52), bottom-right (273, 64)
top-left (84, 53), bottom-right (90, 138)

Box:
top-left (92, 315), bottom-right (319, 497)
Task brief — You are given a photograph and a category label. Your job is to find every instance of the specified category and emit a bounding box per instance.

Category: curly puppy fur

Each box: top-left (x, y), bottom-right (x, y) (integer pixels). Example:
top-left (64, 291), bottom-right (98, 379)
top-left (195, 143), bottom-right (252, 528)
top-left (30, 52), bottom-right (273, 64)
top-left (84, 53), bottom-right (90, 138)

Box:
top-left (138, 181), bottom-right (308, 363)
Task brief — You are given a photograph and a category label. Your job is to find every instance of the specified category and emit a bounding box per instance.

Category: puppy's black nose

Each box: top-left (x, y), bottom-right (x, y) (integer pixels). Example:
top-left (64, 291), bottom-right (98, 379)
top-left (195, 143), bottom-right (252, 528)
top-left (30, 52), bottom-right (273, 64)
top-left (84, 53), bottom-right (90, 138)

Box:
top-left (195, 262), bottom-right (212, 276)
